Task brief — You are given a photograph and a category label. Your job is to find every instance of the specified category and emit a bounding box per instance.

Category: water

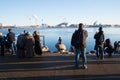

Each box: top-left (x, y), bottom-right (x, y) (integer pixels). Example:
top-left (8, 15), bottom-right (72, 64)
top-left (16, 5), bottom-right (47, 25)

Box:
top-left (0, 27), bottom-right (120, 52)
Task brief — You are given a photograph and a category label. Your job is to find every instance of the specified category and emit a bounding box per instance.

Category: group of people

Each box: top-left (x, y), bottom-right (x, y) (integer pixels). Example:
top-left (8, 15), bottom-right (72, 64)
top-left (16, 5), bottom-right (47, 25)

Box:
top-left (94, 27), bottom-right (120, 57)
top-left (114, 41), bottom-right (120, 54)
top-left (71, 23), bottom-right (119, 69)
top-left (0, 29), bottom-right (43, 58)
top-left (0, 23), bottom-right (119, 69)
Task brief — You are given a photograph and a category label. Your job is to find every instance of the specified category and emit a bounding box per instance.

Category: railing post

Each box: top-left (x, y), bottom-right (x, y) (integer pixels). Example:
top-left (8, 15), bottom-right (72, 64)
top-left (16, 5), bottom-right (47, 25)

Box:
top-left (43, 35), bottom-right (45, 47)
top-left (40, 35), bottom-right (45, 47)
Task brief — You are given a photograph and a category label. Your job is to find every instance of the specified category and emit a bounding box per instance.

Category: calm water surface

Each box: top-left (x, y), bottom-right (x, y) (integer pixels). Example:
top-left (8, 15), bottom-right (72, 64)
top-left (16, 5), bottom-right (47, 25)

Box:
top-left (0, 27), bottom-right (120, 52)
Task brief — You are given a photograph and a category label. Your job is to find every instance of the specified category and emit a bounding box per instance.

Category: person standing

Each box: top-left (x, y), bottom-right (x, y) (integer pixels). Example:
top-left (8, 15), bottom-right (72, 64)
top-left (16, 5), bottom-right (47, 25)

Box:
top-left (0, 32), bottom-right (5, 56)
top-left (33, 31), bottom-right (42, 55)
top-left (24, 32), bottom-right (35, 58)
top-left (114, 41), bottom-right (118, 54)
top-left (94, 27), bottom-right (105, 60)
top-left (6, 28), bottom-right (16, 54)
top-left (71, 23), bottom-right (88, 69)
top-left (16, 32), bottom-right (26, 58)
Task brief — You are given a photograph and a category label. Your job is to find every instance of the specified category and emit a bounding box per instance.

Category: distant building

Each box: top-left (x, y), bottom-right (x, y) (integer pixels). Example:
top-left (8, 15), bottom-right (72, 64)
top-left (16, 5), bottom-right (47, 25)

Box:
top-left (68, 24), bottom-right (77, 28)
top-left (55, 22), bottom-right (68, 28)
top-left (0, 23), bottom-right (5, 28)
top-left (0, 23), bottom-right (2, 26)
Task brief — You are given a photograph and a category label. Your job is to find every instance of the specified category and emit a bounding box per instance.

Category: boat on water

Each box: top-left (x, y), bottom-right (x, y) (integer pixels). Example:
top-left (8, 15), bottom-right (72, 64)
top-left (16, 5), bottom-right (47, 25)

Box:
top-left (30, 25), bottom-right (41, 28)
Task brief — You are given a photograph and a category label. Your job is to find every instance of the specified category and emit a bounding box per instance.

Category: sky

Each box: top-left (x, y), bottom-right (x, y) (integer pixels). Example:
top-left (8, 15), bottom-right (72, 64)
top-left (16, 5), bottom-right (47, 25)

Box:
top-left (0, 0), bottom-right (120, 26)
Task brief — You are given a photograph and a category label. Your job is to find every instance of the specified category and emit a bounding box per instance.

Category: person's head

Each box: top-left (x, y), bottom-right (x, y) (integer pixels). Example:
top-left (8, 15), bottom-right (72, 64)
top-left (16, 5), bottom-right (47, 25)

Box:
top-left (8, 28), bottom-right (12, 32)
top-left (99, 26), bottom-right (102, 31)
top-left (78, 23), bottom-right (83, 31)
top-left (118, 41), bottom-right (120, 43)
top-left (34, 31), bottom-right (39, 35)
top-left (106, 38), bottom-right (110, 44)
top-left (23, 30), bottom-right (27, 34)
top-left (25, 32), bottom-right (30, 36)
top-left (58, 37), bottom-right (62, 43)
top-left (34, 31), bottom-right (37, 34)
top-left (59, 36), bottom-right (62, 41)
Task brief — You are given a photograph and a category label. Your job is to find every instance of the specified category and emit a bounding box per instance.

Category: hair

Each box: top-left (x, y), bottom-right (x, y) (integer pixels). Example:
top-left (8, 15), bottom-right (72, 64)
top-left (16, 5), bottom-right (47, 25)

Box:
top-left (78, 23), bottom-right (83, 30)
top-left (106, 38), bottom-right (110, 43)
top-left (99, 27), bottom-right (103, 31)
top-left (8, 28), bottom-right (12, 32)
top-left (79, 23), bottom-right (83, 27)
top-left (23, 30), bottom-right (27, 34)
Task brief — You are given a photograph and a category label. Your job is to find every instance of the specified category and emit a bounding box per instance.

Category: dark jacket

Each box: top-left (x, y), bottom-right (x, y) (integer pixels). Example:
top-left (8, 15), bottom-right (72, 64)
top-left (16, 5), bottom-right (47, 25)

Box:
top-left (33, 35), bottom-right (42, 55)
top-left (71, 29), bottom-right (88, 48)
top-left (104, 39), bottom-right (114, 53)
top-left (24, 34), bottom-right (35, 57)
top-left (6, 32), bottom-right (15, 43)
top-left (94, 31), bottom-right (105, 45)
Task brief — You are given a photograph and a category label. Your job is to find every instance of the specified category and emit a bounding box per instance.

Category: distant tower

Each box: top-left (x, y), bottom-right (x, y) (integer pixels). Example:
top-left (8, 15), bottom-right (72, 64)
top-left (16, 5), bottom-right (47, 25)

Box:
top-left (0, 23), bottom-right (3, 28)
top-left (0, 23), bottom-right (2, 26)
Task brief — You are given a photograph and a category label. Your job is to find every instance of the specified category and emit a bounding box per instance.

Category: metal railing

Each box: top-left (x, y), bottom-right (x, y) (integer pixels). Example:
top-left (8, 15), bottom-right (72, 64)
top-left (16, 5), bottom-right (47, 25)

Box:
top-left (40, 35), bottom-right (45, 47)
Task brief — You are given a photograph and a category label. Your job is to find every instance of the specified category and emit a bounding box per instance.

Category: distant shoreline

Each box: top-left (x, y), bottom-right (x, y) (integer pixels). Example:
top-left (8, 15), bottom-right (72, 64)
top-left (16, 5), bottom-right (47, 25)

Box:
top-left (0, 25), bottom-right (120, 29)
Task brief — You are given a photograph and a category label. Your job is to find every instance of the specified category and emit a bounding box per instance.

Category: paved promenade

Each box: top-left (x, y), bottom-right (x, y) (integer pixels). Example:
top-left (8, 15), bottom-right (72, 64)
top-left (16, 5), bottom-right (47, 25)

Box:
top-left (0, 52), bottom-right (120, 80)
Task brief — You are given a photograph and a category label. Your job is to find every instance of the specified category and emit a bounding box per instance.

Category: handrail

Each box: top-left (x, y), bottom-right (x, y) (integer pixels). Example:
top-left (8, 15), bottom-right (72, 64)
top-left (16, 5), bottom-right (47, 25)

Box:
top-left (40, 35), bottom-right (45, 47)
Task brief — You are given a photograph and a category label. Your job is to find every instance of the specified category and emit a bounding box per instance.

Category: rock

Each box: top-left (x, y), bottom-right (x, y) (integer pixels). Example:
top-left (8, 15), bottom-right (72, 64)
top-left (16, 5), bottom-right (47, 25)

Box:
top-left (55, 43), bottom-right (66, 52)
top-left (42, 46), bottom-right (49, 52)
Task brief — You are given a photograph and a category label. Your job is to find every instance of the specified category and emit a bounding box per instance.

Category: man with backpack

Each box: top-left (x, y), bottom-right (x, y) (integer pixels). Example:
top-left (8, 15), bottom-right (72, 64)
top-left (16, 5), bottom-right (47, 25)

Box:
top-left (71, 23), bottom-right (88, 69)
top-left (94, 27), bottom-right (105, 60)
top-left (6, 28), bottom-right (16, 54)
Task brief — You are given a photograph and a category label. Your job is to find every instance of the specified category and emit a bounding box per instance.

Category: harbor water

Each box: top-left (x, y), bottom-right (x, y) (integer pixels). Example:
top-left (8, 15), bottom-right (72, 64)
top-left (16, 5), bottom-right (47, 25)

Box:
top-left (0, 27), bottom-right (120, 52)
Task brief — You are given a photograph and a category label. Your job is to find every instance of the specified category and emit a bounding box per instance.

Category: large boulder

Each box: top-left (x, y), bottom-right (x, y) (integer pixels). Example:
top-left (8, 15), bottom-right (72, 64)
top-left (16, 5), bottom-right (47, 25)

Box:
top-left (55, 43), bottom-right (66, 52)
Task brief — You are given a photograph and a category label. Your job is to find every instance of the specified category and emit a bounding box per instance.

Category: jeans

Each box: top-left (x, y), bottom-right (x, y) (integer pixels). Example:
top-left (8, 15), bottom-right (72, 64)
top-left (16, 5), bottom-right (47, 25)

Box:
top-left (74, 47), bottom-right (87, 68)
top-left (10, 41), bottom-right (16, 54)
top-left (96, 44), bottom-right (104, 59)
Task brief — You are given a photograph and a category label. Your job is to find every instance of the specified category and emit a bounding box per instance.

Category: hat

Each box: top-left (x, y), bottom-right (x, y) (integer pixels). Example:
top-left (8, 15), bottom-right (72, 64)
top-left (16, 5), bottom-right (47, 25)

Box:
top-left (25, 32), bottom-right (30, 35)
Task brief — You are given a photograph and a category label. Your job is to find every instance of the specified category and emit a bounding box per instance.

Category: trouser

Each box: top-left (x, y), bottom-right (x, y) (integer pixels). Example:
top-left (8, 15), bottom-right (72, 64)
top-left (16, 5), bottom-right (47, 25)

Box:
top-left (9, 41), bottom-right (16, 54)
top-left (96, 44), bottom-right (104, 59)
top-left (74, 47), bottom-right (87, 68)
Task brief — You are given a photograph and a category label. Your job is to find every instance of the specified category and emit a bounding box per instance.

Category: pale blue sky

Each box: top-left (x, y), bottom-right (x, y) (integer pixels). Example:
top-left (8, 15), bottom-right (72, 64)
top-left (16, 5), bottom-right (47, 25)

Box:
top-left (0, 0), bottom-right (120, 26)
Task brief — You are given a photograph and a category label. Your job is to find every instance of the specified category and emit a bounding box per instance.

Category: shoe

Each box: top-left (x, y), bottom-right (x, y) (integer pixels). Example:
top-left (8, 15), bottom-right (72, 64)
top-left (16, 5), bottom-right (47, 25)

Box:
top-left (82, 66), bottom-right (87, 69)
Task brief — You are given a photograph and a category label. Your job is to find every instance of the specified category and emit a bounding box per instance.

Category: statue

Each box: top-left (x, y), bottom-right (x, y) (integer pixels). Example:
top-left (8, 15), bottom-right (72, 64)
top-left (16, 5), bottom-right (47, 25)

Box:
top-left (55, 37), bottom-right (66, 53)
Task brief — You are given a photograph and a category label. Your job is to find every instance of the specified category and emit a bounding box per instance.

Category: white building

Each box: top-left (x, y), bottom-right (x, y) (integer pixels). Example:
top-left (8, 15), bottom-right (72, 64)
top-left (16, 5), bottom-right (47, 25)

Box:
top-left (0, 23), bottom-right (6, 28)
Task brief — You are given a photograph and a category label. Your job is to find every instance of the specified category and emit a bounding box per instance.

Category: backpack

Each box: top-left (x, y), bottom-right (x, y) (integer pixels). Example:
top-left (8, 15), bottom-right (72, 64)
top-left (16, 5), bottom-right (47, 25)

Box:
top-left (99, 34), bottom-right (104, 43)
top-left (6, 32), bottom-right (15, 43)
top-left (71, 30), bottom-right (84, 48)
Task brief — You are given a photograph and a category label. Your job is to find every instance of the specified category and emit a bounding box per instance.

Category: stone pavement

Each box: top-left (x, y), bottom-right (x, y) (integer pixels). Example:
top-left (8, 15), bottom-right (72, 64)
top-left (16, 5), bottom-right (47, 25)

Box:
top-left (0, 52), bottom-right (120, 80)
